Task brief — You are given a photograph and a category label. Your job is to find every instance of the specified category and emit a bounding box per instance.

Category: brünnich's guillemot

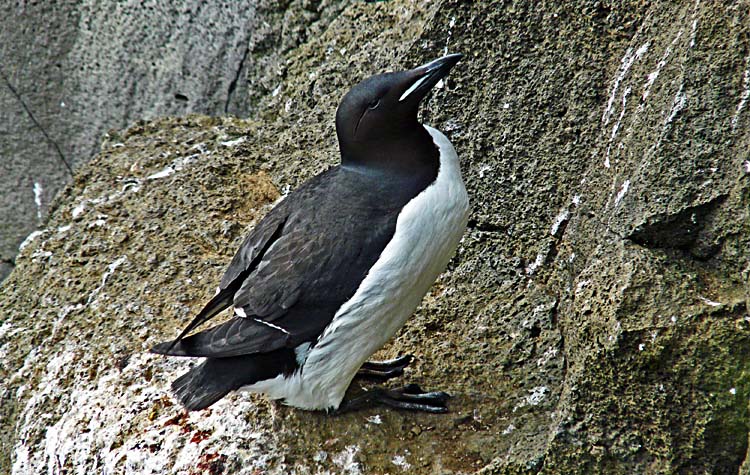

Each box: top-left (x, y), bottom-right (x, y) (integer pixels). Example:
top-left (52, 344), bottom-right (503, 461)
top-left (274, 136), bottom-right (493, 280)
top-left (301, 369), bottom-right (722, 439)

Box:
top-left (151, 53), bottom-right (469, 413)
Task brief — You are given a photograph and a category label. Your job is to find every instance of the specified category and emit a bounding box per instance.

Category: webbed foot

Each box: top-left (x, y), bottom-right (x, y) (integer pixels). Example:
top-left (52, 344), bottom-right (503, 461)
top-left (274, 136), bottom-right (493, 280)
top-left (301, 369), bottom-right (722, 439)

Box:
top-left (337, 383), bottom-right (450, 414)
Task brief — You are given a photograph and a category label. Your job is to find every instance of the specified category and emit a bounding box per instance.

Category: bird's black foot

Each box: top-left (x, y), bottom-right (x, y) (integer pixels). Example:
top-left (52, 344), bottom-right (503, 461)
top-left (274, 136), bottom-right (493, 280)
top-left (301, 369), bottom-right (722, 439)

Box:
top-left (355, 354), bottom-right (414, 382)
top-left (337, 383), bottom-right (450, 414)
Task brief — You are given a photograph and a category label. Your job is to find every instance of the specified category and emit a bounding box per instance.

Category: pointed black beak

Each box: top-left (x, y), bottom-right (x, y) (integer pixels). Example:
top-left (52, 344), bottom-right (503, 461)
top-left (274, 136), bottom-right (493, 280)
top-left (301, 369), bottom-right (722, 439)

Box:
top-left (397, 53), bottom-right (463, 104)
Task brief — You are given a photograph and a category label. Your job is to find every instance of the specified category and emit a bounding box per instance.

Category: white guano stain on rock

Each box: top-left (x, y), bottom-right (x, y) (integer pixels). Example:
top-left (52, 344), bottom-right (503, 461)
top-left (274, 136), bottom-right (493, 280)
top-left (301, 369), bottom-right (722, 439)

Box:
top-left (477, 163), bottom-right (492, 178)
top-left (614, 179), bottom-right (630, 206)
top-left (698, 295), bottom-right (722, 307)
top-left (441, 16), bottom-right (456, 58)
top-left (366, 414), bottom-right (382, 425)
top-left (71, 180), bottom-right (142, 221)
top-left (147, 151), bottom-right (206, 180)
top-left (86, 255), bottom-right (128, 307)
top-left (689, 18), bottom-right (698, 48)
top-left (665, 82), bottom-right (687, 125)
top-left (7, 349), bottom-right (40, 397)
top-left (332, 445), bottom-right (362, 475)
top-left (9, 350), bottom-right (286, 475)
top-left (603, 42), bottom-right (649, 126)
top-left (30, 248), bottom-right (52, 262)
top-left (72, 201), bottom-right (87, 219)
top-left (0, 321), bottom-right (19, 351)
top-left (12, 446), bottom-right (30, 475)
top-left (550, 208), bottom-right (569, 237)
top-left (525, 252), bottom-right (545, 275)
top-left (18, 229), bottom-right (47, 251)
top-left (610, 86), bottom-right (632, 141)
top-left (608, 321), bottom-right (622, 343)
top-left (87, 215), bottom-right (109, 229)
top-left (146, 166), bottom-right (176, 180)
top-left (640, 29), bottom-right (683, 106)
top-left (537, 347), bottom-right (559, 367)
top-left (513, 386), bottom-right (549, 412)
top-left (12, 348), bottom-right (77, 475)
top-left (604, 82), bottom-right (633, 168)
top-left (575, 279), bottom-right (590, 294)
top-left (392, 453), bottom-right (412, 471)
top-left (33, 182), bottom-right (43, 221)
top-left (219, 137), bottom-right (245, 147)
top-left (641, 69), bottom-right (660, 102)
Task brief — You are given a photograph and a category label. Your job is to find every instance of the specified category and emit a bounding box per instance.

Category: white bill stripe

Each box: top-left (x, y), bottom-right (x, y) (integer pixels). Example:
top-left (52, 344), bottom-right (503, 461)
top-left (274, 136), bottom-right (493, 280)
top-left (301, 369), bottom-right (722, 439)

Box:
top-left (399, 74), bottom-right (430, 102)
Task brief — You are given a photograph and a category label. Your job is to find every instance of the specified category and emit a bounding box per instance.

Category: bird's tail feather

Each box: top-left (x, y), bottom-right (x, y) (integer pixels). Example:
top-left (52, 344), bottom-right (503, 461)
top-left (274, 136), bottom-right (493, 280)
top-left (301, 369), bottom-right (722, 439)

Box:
top-left (171, 363), bottom-right (232, 411)
top-left (168, 350), bottom-right (298, 410)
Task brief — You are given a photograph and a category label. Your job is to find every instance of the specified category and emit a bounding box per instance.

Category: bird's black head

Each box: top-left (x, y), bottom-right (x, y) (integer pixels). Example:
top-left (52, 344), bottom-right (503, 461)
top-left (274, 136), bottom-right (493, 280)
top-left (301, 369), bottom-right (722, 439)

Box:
top-left (335, 53), bottom-right (462, 174)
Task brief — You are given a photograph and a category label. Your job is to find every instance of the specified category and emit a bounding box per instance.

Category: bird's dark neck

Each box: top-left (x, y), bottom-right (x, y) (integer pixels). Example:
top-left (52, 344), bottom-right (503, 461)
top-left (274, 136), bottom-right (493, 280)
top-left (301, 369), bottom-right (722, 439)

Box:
top-left (339, 124), bottom-right (439, 179)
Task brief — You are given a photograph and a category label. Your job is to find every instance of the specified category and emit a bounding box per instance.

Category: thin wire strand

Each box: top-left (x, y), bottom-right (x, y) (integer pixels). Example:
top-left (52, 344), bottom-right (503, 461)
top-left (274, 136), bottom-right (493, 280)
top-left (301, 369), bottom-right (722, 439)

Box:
top-left (0, 67), bottom-right (74, 176)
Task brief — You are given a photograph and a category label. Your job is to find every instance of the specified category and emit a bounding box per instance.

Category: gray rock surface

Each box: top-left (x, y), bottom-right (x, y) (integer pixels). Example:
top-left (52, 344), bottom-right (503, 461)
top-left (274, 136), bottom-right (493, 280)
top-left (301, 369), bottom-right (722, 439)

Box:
top-left (0, 0), bottom-right (347, 281)
top-left (1, 1), bottom-right (750, 474)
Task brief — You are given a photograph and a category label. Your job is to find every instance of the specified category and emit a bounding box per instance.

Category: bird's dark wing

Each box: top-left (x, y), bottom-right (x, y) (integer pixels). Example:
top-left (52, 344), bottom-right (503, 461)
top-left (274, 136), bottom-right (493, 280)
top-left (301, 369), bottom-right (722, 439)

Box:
top-left (150, 316), bottom-right (292, 357)
top-left (153, 208), bottom-right (289, 354)
top-left (219, 209), bottom-right (289, 291)
top-left (154, 167), bottom-right (403, 358)
top-left (232, 171), bottom-right (400, 326)
top-left (232, 216), bottom-right (335, 320)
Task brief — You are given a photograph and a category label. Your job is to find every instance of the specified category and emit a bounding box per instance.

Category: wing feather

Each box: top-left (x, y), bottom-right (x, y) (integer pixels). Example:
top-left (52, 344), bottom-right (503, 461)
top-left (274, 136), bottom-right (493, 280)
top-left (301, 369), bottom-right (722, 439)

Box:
top-left (151, 317), bottom-right (291, 358)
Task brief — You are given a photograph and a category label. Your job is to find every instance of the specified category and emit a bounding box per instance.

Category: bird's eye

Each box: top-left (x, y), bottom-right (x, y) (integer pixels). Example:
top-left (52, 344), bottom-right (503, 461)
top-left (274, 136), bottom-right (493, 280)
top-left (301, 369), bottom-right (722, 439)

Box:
top-left (367, 98), bottom-right (380, 110)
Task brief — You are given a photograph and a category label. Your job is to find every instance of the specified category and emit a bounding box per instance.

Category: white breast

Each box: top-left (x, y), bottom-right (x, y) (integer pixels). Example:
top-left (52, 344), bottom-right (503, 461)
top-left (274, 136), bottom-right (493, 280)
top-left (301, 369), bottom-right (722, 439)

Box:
top-left (244, 125), bottom-right (470, 410)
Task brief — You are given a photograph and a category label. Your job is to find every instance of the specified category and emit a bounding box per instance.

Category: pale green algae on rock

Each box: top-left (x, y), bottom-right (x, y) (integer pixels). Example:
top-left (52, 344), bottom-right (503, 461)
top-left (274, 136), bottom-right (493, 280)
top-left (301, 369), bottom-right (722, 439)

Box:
top-left (2, 1), bottom-right (750, 474)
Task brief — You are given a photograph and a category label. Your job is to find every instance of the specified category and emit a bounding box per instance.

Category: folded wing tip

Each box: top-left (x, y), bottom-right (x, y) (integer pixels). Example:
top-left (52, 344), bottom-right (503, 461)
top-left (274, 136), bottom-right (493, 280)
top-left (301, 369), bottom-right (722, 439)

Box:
top-left (150, 339), bottom-right (186, 356)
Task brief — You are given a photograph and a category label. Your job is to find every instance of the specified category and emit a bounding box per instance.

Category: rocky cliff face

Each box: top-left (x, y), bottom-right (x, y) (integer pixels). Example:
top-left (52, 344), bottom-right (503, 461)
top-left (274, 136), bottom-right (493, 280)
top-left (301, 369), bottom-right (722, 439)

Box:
top-left (1, 1), bottom-right (749, 474)
top-left (0, 0), bottom-right (348, 281)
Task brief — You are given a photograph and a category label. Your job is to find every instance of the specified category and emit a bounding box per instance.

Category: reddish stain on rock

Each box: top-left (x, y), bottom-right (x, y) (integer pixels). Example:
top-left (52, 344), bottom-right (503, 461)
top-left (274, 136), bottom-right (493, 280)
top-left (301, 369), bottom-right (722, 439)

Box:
top-left (190, 429), bottom-right (212, 444)
top-left (193, 453), bottom-right (227, 475)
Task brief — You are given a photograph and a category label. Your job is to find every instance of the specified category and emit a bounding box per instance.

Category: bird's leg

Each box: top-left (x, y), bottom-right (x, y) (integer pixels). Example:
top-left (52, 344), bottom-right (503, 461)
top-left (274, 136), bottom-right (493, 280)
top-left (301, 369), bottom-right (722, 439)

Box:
top-left (355, 354), bottom-right (414, 382)
top-left (336, 383), bottom-right (450, 414)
